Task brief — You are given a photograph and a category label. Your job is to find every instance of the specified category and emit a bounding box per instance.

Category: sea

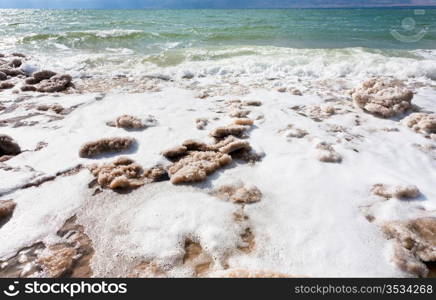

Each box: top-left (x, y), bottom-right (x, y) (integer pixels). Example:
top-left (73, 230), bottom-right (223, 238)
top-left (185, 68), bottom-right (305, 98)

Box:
top-left (1, 8), bottom-right (436, 84)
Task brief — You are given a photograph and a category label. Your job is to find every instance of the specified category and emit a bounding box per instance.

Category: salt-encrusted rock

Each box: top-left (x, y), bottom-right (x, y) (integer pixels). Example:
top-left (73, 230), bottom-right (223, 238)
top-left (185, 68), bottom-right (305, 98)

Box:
top-left (0, 81), bottom-right (14, 89)
top-left (403, 113), bottom-right (436, 135)
top-left (36, 103), bottom-right (64, 114)
top-left (391, 245), bottom-right (429, 278)
top-left (0, 68), bottom-right (24, 77)
top-left (33, 70), bottom-right (57, 82)
top-left (280, 124), bottom-right (308, 138)
top-left (0, 200), bottom-right (16, 221)
top-left (162, 145), bottom-right (188, 159)
top-left (0, 217), bottom-right (95, 278)
top-left (289, 88), bottom-right (303, 96)
top-left (210, 125), bottom-right (249, 139)
top-left (36, 74), bottom-right (72, 93)
top-left (234, 118), bottom-right (254, 126)
top-left (212, 183), bottom-right (262, 204)
top-left (212, 136), bottom-right (251, 154)
top-left (108, 114), bottom-right (157, 130)
top-left (243, 100), bottom-right (262, 107)
top-left (382, 217), bottom-right (436, 277)
top-left (352, 78), bottom-right (414, 118)
top-left (195, 118), bottom-right (208, 130)
top-left (21, 85), bottom-right (37, 92)
top-left (79, 137), bottom-right (135, 158)
top-left (168, 151), bottom-right (232, 184)
top-left (0, 134), bottom-right (21, 156)
top-left (315, 142), bottom-right (342, 163)
top-left (8, 59), bottom-right (22, 68)
top-left (371, 184), bottom-right (421, 199)
top-left (12, 53), bottom-right (26, 58)
top-left (89, 157), bottom-right (144, 190)
top-left (229, 109), bottom-right (250, 118)
top-left (182, 139), bottom-right (213, 152)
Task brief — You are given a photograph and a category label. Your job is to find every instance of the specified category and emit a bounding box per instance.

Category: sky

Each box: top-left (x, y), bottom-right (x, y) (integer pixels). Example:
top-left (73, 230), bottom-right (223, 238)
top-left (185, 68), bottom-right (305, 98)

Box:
top-left (0, 0), bottom-right (435, 9)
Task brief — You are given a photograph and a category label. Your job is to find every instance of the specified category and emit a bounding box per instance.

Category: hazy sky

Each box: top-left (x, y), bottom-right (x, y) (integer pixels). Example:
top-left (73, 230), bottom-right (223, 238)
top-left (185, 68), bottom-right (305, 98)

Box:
top-left (0, 0), bottom-right (435, 9)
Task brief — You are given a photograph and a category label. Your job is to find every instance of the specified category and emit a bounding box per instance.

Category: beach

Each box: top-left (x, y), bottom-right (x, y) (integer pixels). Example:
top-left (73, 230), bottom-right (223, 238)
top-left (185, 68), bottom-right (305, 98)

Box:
top-left (0, 8), bottom-right (435, 278)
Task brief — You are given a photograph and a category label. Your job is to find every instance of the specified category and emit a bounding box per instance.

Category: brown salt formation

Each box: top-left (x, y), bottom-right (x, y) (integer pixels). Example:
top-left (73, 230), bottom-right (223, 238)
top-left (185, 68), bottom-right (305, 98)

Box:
top-left (243, 100), bottom-right (262, 107)
top-left (32, 70), bottom-right (57, 82)
top-left (403, 113), bottom-right (436, 136)
top-left (210, 125), bottom-right (249, 139)
top-left (162, 145), bottom-right (188, 159)
top-left (182, 139), bottom-right (213, 152)
top-left (279, 124), bottom-right (308, 139)
top-left (213, 136), bottom-right (251, 155)
top-left (371, 184), bottom-right (421, 199)
top-left (107, 114), bottom-right (157, 130)
top-left (290, 88), bottom-right (303, 96)
top-left (183, 239), bottom-right (213, 276)
top-left (0, 134), bottom-right (21, 157)
top-left (352, 78), bottom-right (414, 118)
top-left (79, 137), bottom-right (135, 158)
top-left (36, 74), bottom-right (72, 93)
top-left (12, 53), bottom-right (26, 58)
top-left (292, 104), bottom-right (342, 121)
top-left (0, 81), bottom-right (14, 90)
top-left (36, 103), bottom-right (64, 114)
top-left (315, 142), bottom-right (342, 163)
top-left (21, 85), bottom-right (37, 92)
top-left (0, 68), bottom-right (24, 77)
top-left (89, 157), bottom-right (144, 190)
top-left (163, 120), bottom-right (257, 183)
top-left (8, 59), bottom-right (22, 68)
top-left (168, 151), bottom-right (232, 184)
top-left (195, 118), bottom-right (208, 130)
top-left (234, 118), bottom-right (254, 126)
top-left (229, 109), bottom-right (250, 118)
top-left (0, 200), bottom-right (16, 222)
top-left (212, 183), bottom-right (262, 204)
top-left (382, 217), bottom-right (436, 277)
top-left (0, 216), bottom-right (94, 278)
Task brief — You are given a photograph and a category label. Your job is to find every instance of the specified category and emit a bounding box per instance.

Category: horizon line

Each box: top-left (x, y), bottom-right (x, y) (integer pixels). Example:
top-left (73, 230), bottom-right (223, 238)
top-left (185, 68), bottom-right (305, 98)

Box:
top-left (1, 6), bottom-right (436, 10)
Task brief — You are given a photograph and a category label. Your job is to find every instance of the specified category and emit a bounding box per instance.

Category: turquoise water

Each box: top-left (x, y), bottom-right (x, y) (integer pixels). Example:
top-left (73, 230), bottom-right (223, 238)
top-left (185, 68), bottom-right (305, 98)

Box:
top-left (1, 9), bottom-right (436, 80)
top-left (1, 9), bottom-right (435, 52)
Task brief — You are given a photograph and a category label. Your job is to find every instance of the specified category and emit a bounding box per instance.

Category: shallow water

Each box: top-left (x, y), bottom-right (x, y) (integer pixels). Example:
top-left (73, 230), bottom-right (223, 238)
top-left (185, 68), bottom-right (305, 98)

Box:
top-left (1, 9), bottom-right (436, 82)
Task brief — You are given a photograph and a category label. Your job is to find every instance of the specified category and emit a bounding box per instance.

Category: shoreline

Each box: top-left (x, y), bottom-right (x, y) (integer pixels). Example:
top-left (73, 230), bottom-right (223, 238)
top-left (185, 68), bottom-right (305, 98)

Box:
top-left (1, 50), bottom-right (435, 277)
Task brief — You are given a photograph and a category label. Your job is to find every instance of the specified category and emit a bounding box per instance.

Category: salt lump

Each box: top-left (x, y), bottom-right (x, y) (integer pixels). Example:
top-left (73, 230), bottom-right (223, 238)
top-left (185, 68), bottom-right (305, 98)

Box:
top-left (352, 78), bottom-right (414, 118)
top-left (89, 157), bottom-right (167, 190)
top-left (315, 142), bottom-right (342, 163)
top-left (0, 200), bottom-right (16, 222)
top-left (163, 120), bottom-right (257, 184)
top-left (371, 184), bottom-right (421, 199)
top-left (79, 137), bottom-right (135, 158)
top-left (168, 151), bottom-right (232, 184)
top-left (0, 217), bottom-right (94, 278)
top-left (402, 113), bottom-right (436, 136)
top-left (89, 157), bottom-right (145, 190)
top-left (382, 217), bottom-right (436, 277)
top-left (0, 134), bottom-right (21, 157)
top-left (212, 183), bottom-right (262, 204)
top-left (210, 125), bottom-right (249, 139)
top-left (36, 74), bottom-right (72, 93)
